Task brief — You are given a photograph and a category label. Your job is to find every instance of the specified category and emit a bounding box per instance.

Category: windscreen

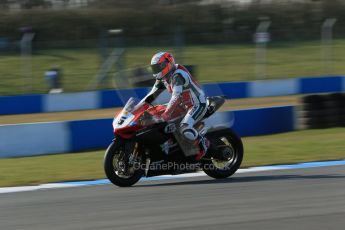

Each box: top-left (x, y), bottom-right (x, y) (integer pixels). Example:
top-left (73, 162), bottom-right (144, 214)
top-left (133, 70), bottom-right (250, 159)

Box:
top-left (122, 97), bottom-right (140, 113)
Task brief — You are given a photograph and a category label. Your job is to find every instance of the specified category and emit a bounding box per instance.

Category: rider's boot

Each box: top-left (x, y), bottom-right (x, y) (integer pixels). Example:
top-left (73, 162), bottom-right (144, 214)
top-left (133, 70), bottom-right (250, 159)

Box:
top-left (195, 136), bottom-right (210, 160)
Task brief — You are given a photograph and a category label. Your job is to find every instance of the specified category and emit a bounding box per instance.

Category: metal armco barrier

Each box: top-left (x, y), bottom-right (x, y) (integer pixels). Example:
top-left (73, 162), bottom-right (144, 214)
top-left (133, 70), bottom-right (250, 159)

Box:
top-left (303, 93), bottom-right (345, 129)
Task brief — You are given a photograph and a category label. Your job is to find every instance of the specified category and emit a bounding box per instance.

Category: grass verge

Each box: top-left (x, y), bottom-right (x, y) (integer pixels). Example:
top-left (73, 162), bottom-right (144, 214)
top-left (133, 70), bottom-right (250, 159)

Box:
top-left (0, 128), bottom-right (344, 187)
top-left (2, 40), bottom-right (345, 95)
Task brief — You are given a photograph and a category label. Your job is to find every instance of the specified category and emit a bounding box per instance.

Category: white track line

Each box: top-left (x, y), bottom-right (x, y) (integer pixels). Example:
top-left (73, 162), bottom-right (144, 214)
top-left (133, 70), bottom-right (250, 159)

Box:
top-left (1, 159), bottom-right (345, 194)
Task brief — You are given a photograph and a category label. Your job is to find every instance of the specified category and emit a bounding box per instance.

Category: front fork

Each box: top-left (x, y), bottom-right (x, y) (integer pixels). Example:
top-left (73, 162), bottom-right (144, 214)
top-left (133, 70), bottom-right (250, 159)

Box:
top-left (114, 138), bottom-right (144, 175)
top-left (145, 156), bottom-right (151, 176)
top-left (120, 138), bottom-right (152, 177)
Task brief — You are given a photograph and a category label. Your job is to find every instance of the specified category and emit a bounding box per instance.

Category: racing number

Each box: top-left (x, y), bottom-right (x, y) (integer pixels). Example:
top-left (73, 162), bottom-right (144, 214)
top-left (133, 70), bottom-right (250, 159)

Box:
top-left (118, 116), bottom-right (127, 125)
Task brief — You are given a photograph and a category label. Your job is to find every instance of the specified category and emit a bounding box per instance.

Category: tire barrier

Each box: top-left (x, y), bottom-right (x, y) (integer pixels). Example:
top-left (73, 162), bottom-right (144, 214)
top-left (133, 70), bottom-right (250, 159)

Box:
top-left (303, 93), bottom-right (345, 129)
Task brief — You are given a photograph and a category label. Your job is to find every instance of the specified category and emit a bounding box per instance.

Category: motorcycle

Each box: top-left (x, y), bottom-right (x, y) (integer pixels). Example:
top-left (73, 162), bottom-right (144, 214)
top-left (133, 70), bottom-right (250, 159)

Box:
top-left (104, 96), bottom-right (243, 187)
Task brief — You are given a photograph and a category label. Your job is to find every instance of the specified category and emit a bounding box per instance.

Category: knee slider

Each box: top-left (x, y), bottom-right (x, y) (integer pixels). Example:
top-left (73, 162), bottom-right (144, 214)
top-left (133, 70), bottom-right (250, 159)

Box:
top-left (180, 124), bottom-right (198, 141)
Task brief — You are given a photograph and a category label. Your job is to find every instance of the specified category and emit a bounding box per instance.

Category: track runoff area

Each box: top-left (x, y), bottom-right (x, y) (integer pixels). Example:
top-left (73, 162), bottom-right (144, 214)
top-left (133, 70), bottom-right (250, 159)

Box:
top-left (1, 159), bottom-right (345, 194)
top-left (1, 161), bottom-right (345, 230)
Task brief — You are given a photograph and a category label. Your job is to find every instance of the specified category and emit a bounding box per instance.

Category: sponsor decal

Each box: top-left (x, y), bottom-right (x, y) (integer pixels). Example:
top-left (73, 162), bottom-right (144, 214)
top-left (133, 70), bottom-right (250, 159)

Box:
top-left (160, 139), bottom-right (178, 155)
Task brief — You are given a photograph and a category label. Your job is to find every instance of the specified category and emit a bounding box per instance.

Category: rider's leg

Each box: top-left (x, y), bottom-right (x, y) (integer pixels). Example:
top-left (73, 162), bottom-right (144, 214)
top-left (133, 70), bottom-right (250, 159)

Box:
top-left (179, 103), bottom-right (209, 160)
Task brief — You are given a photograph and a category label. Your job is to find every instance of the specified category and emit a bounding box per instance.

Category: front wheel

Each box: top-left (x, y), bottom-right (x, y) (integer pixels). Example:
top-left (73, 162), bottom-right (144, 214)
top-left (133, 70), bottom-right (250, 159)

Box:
top-left (104, 139), bottom-right (144, 187)
top-left (202, 128), bottom-right (243, 179)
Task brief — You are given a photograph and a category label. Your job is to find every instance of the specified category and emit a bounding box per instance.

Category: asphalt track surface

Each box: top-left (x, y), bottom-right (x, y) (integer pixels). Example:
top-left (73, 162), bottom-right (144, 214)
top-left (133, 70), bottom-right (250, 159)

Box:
top-left (1, 165), bottom-right (345, 230)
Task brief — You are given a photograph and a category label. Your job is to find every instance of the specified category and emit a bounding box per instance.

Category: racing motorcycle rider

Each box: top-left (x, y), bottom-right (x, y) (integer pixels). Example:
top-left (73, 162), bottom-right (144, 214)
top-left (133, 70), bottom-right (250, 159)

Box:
top-left (138, 52), bottom-right (209, 160)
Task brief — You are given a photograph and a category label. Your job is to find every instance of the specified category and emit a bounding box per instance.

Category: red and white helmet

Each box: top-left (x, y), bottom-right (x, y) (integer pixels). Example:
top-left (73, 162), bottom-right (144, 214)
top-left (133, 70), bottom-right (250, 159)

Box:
top-left (150, 52), bottom-right (175, 80)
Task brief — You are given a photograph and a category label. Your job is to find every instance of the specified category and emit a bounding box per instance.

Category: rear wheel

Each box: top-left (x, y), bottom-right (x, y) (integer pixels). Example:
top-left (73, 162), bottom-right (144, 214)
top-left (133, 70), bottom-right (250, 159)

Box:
top-left (202, 129), bottom-right (243, 179)
top-left (104, 140), bottom-right (144, 187)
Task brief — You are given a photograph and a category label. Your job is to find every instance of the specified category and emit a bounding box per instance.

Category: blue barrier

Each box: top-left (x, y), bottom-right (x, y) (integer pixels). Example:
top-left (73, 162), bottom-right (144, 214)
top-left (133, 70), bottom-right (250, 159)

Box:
top-left (219, 82), bottom-right (248, 99)
top-left (232, 106), bottom-right (295, 136)
top-left (0, 105), bottom-right (295, 158)
top-left (248, 79), bottom-right (298, 97)
top-left (0, 122), bottom-right (70, 158)
top-left (299, 76), bottom-right (343, 94)
top-left (43, 91), bottom-right (99, 112)
top-left (69, 118), bottom-right (113, 152)
top-left (203, 82), bottom-right (247, 99)
top-left (0, 94), bottom-right (42, 115)
top-left (203, 83), bottom-right (225, 97)
top-left (100, 88), bottom-right (149, 108)
top-left (1, 76), bottom-right (344, 115)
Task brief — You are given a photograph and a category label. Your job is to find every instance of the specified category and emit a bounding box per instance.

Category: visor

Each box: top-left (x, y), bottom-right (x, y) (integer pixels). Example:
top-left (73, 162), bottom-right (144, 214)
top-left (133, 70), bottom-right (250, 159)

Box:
top-left (151, 61), bottom-right (168, 74)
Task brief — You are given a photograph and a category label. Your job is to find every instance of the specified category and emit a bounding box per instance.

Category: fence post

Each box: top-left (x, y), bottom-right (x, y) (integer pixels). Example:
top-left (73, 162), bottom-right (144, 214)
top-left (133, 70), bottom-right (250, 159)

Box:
top-left (255, 20), bottom-right (271, 80)
top-left (20, 29), bottom-right (35, 93)
top-left (88, 29), bottom-right (128, 90)
top-left (174, 25), bottom-right (184, 63)
top-left (321, 18), bottom-right (337, 74)
top-left (110, 29), bottom-right (128, 88)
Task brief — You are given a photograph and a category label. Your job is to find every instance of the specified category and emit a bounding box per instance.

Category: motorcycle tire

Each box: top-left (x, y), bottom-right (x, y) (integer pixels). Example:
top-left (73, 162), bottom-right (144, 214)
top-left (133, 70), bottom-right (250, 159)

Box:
top-left (104, 140), bottom-right (144, 187)
top-left (203, 128), bottom-right (243, 179)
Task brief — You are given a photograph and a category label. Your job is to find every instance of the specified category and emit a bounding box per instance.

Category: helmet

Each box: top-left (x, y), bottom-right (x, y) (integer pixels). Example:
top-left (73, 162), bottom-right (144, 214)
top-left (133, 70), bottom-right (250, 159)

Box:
top-left (150, 52), bottom-right (175, 80)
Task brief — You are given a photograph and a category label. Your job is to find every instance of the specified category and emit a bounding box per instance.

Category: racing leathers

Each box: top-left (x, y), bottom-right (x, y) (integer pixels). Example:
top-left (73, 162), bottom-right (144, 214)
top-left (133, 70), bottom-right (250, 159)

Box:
top-left (141, 64), bottom-right (209, 160)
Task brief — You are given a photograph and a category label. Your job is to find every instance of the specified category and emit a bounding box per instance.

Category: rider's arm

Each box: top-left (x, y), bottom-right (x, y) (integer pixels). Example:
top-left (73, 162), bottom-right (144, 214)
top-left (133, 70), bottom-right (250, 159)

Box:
top-left (161, 74), bottom-right (184, 121)
top-left (139, 80), bottom-right (165, 105)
